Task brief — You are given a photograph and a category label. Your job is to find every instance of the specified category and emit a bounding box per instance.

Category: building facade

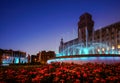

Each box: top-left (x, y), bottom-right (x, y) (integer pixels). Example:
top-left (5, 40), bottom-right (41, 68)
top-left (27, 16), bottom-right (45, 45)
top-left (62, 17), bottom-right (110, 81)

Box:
top-left (59, 13), bottom-right (120, 55)
top-left (37, 51), bottom-right (55, 64)
top-left (30, 51), bottom-right (56, 64)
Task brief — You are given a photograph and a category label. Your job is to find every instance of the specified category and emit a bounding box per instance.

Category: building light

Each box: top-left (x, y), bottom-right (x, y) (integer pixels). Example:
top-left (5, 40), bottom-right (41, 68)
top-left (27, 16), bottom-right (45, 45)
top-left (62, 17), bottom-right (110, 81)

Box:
top-left (35, 58), bottom-right (37, 62)
top-left (6, 56), bottom-right (9, 59)
top-left (118, 45), bottom-right (120, 49)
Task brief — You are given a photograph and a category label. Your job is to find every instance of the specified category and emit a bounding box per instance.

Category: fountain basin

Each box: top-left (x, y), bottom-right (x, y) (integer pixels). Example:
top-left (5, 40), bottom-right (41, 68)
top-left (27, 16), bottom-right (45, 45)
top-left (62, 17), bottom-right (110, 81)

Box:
top-left (47, 54), bottom-right (120, 64)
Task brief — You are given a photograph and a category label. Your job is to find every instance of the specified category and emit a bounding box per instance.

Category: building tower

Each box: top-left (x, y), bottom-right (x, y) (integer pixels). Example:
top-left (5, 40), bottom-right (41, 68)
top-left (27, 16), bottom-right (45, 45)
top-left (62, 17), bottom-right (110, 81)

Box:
top-left (59, 38), bottom-right (64, 53)
top-left (78, 13), bottom-right (94, 43)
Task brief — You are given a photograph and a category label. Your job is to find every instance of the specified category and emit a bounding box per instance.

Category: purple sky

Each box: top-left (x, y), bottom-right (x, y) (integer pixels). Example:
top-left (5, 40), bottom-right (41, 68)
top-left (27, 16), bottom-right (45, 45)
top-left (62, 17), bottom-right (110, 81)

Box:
top-left (0, 0), bottom-right (120, 55)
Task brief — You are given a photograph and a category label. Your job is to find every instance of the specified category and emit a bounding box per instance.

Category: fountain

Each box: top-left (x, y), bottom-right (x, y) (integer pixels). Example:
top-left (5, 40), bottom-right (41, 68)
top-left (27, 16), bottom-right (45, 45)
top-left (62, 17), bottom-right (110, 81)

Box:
top-left (47, 26), bottom-right (120, 64)
top-left (58, 26), bottom-right (119, 56)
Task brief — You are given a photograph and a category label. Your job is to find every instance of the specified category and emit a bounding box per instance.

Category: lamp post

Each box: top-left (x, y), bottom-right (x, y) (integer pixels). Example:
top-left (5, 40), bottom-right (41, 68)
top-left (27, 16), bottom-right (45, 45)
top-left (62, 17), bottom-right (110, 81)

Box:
top-left (97, 48), bottom-right (100, 54)
top-left (112, 46), bottom-right (115, 54)
top-left (102, 48), bottom-right (105, 54)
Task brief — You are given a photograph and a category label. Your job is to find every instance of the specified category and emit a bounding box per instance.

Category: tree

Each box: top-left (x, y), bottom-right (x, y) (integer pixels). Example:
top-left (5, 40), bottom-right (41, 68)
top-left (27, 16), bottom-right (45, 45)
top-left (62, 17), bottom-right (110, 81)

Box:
top-left (0, 49), bottom-right (3, 65)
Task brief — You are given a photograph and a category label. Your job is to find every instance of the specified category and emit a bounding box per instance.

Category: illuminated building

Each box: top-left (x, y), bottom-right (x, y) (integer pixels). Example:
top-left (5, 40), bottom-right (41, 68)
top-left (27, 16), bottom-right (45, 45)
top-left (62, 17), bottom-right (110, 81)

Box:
top-left (0, 49), bottom-right (27, 65)
top-left (59, 13), bottom-right (120, 56)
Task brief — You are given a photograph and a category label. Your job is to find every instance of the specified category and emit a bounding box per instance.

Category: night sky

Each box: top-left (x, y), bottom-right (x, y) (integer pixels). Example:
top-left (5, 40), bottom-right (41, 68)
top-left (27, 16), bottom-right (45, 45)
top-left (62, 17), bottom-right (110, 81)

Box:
top-left (0, 0), bottom-right (120, 55)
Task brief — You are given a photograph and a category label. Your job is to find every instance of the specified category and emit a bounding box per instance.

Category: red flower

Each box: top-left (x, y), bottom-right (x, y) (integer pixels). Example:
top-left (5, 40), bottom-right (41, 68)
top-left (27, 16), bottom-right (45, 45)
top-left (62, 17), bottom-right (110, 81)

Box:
top-left (53, 77), bottom-right (59, 82)
top-left (74, 79), bottom-right (80, 83)
top-left (60, 79), bottom-right (64, 83)
top-left (77, 74), bottom-right (81, 78)
top-left (83, 73), bottom-right (87, 78)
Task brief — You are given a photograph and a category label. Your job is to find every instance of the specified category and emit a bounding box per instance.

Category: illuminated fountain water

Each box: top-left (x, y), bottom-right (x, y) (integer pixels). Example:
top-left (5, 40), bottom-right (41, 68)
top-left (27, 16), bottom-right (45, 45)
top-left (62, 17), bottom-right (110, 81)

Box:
top-left (1, 56), bottom-right (28, 66)
top-left (58, 42), bottom-right (119, 56)
top-left (57, 27), bottom-right (119, 56)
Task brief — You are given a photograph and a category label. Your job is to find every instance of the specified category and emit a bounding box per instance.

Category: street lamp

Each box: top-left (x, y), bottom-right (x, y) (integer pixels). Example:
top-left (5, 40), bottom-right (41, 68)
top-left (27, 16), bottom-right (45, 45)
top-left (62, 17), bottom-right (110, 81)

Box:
top-left (97, 48), bottom-right (100, 54)
top-left (112, 46), bottom-right (115, 50)
top-left (102, 48), bottom-right (105, 51)
top-left (102, 48), bottom-right (105, 54)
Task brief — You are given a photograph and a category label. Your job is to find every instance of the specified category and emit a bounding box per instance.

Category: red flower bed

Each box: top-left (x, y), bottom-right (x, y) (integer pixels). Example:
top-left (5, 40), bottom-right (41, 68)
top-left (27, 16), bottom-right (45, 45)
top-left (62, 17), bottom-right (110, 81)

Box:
top-left (0, 62), bottom-right (120, 83)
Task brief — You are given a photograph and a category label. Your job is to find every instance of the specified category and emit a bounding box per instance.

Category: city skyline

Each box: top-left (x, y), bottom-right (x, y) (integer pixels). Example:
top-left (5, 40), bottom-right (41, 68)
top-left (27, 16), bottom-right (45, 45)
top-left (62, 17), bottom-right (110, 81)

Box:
top-left (0, 0), bottom-right (120, 55)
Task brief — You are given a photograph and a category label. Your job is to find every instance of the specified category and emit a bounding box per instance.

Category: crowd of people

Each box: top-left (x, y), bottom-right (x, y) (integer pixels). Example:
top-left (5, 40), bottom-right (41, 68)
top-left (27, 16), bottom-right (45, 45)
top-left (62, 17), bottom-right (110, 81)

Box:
top-left (0, 62), bottom-right (120, 83)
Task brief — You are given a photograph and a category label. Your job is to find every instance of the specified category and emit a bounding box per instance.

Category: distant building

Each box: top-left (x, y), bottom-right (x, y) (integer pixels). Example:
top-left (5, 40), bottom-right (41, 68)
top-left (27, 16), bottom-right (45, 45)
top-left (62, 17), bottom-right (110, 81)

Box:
top-left (31, 55), bottom-right (38, 63)
top-left (37, 51), bottom-right (55, 64)
top-left (0, 49), bottom-right (27, 65)
top-left (59, 13), bottom-right (120, 55)
top-left (30, 51), bottom-right (55, 64)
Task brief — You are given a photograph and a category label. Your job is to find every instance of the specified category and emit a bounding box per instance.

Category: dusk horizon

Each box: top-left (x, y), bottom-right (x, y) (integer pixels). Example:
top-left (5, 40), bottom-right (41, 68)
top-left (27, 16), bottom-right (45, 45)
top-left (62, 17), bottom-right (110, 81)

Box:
top-left (1, 0), bottom-right (120, 55)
